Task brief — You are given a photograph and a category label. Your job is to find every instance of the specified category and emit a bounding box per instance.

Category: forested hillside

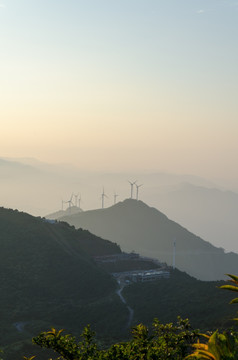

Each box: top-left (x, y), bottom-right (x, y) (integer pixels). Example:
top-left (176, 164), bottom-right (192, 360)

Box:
top-left (0, 206), bottom-right (237, 359)
top-left (123, 269), bottom-right (235, 330)
top-left (0, 208), bottom-right (126, 359)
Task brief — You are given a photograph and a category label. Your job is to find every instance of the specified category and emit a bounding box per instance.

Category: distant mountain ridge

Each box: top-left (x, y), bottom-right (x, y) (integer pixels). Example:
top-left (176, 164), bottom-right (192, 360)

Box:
top-left (2, 156), bottom-right (238, 254)
top-left (45, 205), bottom-right (83, 220)
top-left (150, 183), bottom-right (238, 252)
top-left (54, 199), bottom-right (238, 281)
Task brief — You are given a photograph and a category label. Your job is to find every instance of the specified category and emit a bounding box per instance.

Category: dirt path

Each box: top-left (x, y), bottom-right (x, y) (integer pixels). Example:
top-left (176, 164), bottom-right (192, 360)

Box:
top-left (116, 285), bottom-right (134, 329)
top-left (14, 322), bottom-right (27, 332)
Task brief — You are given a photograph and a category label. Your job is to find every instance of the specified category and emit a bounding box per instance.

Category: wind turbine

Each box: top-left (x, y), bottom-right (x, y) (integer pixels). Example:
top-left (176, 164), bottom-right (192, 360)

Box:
top-left (135, 183), bottom-right (143, 201)
top-left (78, 194), bottom-right (82, 209)
top-left (101, 187), bottom-right (108, 209)
top-left (128, 180), bottom-right (137, 199)
top-left (74, 193), bottom-right (79, 207)
top-left (173, 238), bottom-right (176, 270)
top-left (65, 193), bottom-right (74, 213)
top-left (113, 192), bottom-right (119, 205)
top-left (61, 199), bottom-right (66, 211)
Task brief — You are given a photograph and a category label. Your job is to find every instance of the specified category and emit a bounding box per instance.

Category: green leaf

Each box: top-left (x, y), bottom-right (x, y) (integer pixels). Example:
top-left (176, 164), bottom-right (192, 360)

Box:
top-left (225, 274), bottom-right (238, 283)
top-left (230, 298), bottom-right (238, 304)
top-left (195, 350), bottom-right (216, 359)
top-left (219, 285), bottom-right (238, 292)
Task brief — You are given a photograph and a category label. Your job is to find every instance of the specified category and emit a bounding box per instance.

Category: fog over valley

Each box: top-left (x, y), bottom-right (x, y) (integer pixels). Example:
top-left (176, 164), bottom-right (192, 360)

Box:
top-left (1, 157), bottom-right (238, 254)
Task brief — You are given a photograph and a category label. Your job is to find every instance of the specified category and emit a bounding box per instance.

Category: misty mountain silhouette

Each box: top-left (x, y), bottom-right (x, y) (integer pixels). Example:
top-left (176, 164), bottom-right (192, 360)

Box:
top-left (152, 183), bottom-right (238, 253)
top-left (0, 158), bottom-right (42, 178)
top-left (46, 205), bottom-right (83, 219)
top-left (55, 199), bottom-right (238, 281)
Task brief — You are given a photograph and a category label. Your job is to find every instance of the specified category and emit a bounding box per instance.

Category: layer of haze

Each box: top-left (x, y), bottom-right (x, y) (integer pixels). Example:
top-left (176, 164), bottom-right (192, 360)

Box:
top-left (1, 0), bottom-right (238, 183)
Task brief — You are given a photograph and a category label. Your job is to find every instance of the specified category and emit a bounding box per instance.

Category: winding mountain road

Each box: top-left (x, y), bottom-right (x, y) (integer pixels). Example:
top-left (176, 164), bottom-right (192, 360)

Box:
top-left (116, 285), bottom-right (134, 329)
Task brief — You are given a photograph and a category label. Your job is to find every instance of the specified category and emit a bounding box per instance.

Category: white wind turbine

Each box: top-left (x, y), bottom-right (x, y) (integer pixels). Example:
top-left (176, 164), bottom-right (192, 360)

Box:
top-left (78, 194), bottom-right (82, 209)
top-left (173, 238), bottom-right (176, 270)
top-left (135, 183), bottom-right (143, 201)
top-left (61, 199), bottom-right (66, 211)
top-left (74, 193), bottom-right (79, 207)
top-left (65, 193), bottom-right (74, 213)
top-left (101, 187), bottom-right (108, 209)
top-left (61, 197), bottom-right (68, 211)
top-left (128, 180), bottom-right (137, 199)
top-left (113, 192), bottom-right (119, 205)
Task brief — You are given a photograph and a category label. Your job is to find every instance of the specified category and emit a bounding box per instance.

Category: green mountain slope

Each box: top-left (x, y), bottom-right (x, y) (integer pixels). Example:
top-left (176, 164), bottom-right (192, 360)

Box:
top-left (1, 205), bottom-right (237, 359)
top-left (57, 199), bottom-right (238, 281)
top-left (123, 269), bottom-right (236, 331)
top-left (0, 207), bottom-right (126, 359)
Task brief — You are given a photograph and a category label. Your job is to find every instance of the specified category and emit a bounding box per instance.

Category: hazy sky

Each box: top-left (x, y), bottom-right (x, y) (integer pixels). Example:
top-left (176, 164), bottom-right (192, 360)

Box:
top-left (1, 0), bottom-right (238, 180)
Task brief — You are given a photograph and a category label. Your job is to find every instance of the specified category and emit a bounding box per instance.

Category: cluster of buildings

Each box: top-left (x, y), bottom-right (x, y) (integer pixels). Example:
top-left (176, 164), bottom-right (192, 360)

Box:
top-left (94, 252), bottom-right (170, 284)
top-left (112, 269), bottom-right (170, 284)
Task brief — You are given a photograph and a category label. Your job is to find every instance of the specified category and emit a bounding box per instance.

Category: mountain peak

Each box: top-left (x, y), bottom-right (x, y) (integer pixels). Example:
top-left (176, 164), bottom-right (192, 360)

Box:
top-left (56, 199), bottom-right (238, 281)
top-left (115, 198), bottom-right (147, 206)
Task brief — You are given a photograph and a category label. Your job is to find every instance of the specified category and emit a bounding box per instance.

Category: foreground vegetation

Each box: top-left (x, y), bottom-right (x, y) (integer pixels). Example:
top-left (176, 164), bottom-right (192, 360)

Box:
top-left (28, 317), bottom-right (199, 359)
top-left (186, 273), bottom-right (238, 359)
top-left (23, 321), bottom-right (238, 360)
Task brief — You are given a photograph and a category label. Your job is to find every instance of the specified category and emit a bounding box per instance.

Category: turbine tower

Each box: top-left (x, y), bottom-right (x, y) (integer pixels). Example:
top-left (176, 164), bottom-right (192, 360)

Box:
top-left (65, 193), bottom-right (74, 213)
top-left (78, 194), bottom-right (82, 209)
top-left (69, 193), bottom-right (74, 208)
top-left (74, 193), bottom-right (79, 207)
top-left (128, 180), bottom-right (137, 199)
top-left (135, 183), bottom-right (143, 201)
top-left (172, 239), bottom-right (176, 270)
top-left (61, 199), bottom-right (68, 211)
top-left (101, 187), bottom-right (108, 209)
top-left (113, 192), bottom-right (119, 205)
